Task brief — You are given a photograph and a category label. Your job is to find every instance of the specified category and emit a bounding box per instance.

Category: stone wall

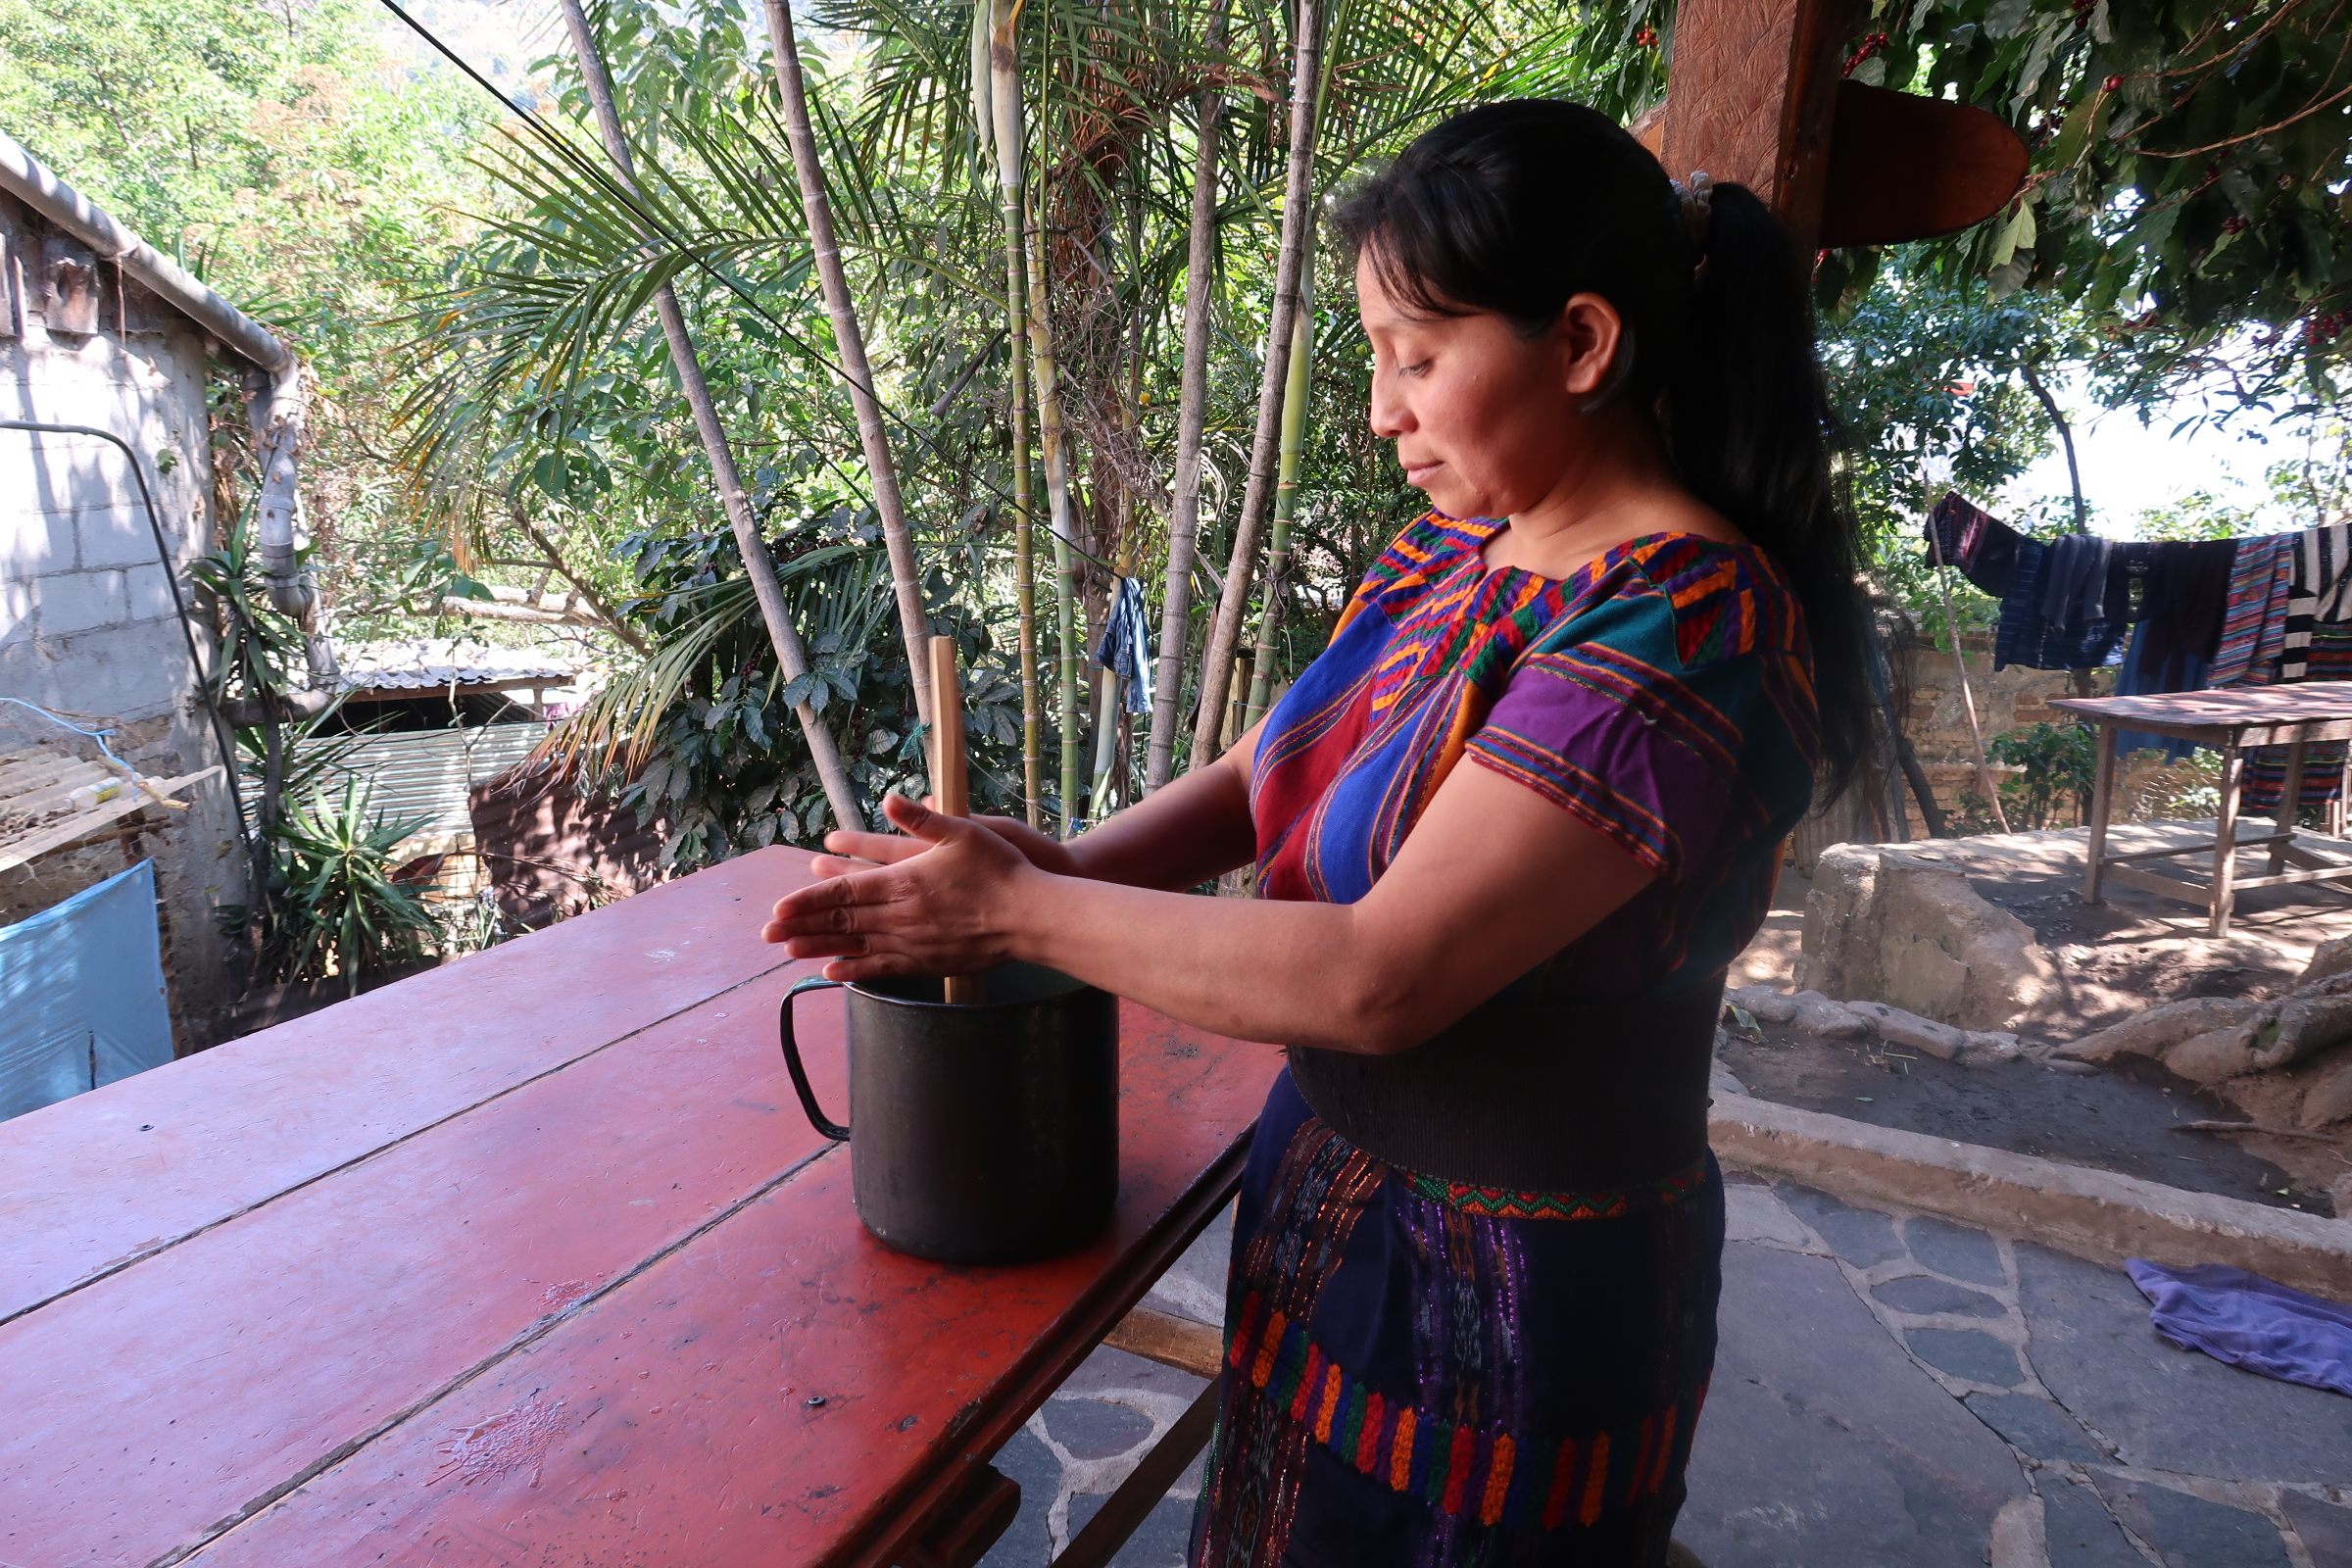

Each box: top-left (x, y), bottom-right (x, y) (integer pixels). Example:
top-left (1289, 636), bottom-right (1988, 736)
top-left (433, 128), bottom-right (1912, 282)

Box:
top-left (0, 189), bottom-right (245, 1048)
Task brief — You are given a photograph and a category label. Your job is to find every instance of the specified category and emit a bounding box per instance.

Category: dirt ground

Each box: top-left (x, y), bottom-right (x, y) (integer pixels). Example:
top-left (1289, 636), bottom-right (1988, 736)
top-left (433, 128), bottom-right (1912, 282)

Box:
top-left (1732, 846), bottom-right (2352, 1217)
top-left (1719, 1025), bottom-right (2336, 1214)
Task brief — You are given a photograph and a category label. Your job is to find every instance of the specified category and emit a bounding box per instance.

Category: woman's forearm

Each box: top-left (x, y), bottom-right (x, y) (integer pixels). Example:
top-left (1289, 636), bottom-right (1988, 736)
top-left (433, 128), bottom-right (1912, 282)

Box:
top-left (1007, 871), bottom-right (1384, 1052)
top-left (1061, 754), bottom-right (1256, 891)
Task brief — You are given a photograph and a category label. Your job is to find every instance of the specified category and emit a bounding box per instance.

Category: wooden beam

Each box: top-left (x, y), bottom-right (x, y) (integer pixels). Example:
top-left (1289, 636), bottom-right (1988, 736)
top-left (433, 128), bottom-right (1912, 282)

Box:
top-left (1661, 0), bottom-right (1865, 253)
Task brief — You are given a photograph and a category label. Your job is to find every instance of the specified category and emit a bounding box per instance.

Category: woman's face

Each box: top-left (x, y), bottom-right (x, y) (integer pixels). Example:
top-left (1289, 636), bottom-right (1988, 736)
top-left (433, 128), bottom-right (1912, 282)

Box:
top-left (1355, 247), bottom-right (1620, 521)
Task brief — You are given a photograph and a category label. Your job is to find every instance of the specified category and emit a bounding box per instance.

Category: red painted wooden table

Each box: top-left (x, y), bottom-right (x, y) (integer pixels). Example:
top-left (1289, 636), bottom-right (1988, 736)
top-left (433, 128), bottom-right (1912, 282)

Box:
top-left (0, 848), bottom-right (1278, 1566)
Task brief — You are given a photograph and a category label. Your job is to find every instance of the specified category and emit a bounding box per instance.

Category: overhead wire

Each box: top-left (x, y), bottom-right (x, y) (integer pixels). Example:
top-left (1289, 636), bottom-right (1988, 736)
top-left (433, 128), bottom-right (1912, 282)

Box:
top-left (373, 0), bottom-right (1119, 575)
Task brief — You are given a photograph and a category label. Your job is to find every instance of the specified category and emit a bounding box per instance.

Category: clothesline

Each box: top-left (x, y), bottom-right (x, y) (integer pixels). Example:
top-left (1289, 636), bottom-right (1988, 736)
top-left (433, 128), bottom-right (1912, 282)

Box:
top-left (1924, 492), bottom-right (2349, 812)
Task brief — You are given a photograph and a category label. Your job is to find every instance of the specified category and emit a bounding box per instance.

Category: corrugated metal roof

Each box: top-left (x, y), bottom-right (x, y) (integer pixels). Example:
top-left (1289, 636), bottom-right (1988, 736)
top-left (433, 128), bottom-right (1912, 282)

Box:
top-left (332, 639), bottom-right (578, 693)
top-left (336, 725), bottom-right (548, 841)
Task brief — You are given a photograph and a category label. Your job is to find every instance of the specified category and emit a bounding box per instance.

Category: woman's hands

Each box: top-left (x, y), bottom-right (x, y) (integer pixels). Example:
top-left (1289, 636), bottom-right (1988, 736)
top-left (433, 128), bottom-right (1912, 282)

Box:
top-left (811, 800), bottom-right (1082, 880)
top-left (760, 793), bottom-right (1042, 982)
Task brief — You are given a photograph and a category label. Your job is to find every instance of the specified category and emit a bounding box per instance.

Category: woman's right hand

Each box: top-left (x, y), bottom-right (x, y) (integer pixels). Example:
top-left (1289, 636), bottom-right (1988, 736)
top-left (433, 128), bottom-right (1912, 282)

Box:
top-left (816, 798), bottom-right (1083, 879)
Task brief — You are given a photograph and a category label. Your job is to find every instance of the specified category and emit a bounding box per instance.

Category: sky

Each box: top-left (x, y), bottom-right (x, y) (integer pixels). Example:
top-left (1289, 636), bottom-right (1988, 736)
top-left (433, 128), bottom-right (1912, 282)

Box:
top-left (2005, 399), bottom-right (2285, 534)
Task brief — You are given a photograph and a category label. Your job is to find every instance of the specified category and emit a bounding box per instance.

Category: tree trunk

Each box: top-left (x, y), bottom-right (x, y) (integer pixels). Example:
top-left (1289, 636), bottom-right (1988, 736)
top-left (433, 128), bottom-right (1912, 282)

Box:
top-left (557, 0), bottom-right (862, 831)
top-left (760, 0), bottom-right (936, 739)
top-left (1145, 0), bottom-right (1228, 792)
top-left (2020, 358), bottom-right (2086, 536)
top-left (510, 504), bottom-right (650, 655)
top-left (1023, 186), bottom-right (1086, 835)
top-left (1187, 0), bottom-right (1323, 772)
top-left (984, 0), bottom-right (1045, 828)
top-left (1245, 277), bottom-right (1315, 722)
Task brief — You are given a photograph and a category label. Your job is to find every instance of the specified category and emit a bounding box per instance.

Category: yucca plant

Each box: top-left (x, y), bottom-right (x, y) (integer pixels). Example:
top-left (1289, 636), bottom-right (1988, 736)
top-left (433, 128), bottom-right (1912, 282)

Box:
top-left (253, 775), bottom-right (441, 996)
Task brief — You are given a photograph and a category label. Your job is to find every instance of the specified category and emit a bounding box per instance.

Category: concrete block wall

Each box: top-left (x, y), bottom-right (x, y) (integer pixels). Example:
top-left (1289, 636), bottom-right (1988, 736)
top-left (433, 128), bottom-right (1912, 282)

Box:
top-left (0, 190), bottom-right (245, 1049)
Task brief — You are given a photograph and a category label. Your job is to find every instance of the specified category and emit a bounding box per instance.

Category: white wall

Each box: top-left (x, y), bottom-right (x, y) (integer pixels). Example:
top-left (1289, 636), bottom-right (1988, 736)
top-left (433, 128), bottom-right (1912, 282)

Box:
top-left (0, 190), bottom-right (246, 1048)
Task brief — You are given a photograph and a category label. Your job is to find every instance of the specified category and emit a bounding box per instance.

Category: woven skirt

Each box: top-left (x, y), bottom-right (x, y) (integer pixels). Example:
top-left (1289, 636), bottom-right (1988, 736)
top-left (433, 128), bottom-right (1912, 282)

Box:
top-left (1189, 1068), bottom-right (1724, 1568)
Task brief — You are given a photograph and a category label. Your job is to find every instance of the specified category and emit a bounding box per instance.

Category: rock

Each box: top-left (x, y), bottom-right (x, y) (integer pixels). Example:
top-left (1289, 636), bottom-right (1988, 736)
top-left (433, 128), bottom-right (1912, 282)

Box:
top-left (2297, 1052), bottom-right (2352, 1129)
top-left (1903, 1327), bottom-right (2024, 1388)
top-left (1880, 867), bottom-right (2063, 1033)
top-left (1844, 1001), bottom-right (1969, 1060)
top-left (2057, 998), bottom-right (2265, 1063)
top-left (1962, 1392), bottom-right (2108, 1467)
top-left (1730, 985), bottom-right (1798, 1025)
top-left (2330, 1168), bottom-right (2352, 1219)
top-left (1795, 845), bottom-right (1880, 998)
top-left (1904, 1216), bottom-right (2005, 1286)
top-left (2263, 994), bottom-right (2352, 1070)
top-left (2300, 933), bottom-right (2352, 986)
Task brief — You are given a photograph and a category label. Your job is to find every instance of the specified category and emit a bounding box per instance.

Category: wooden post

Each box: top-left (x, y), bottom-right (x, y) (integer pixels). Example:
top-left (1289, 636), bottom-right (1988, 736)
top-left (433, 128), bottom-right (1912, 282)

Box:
top-left (1660, 0), bottom-right (1865, 252)
top-left (2213, 743), bottom-right (2244, 939)
top-left (2083, 722), bottom-right (2116, 906)
top-left (2273, 737), bottom-right (2308, 875)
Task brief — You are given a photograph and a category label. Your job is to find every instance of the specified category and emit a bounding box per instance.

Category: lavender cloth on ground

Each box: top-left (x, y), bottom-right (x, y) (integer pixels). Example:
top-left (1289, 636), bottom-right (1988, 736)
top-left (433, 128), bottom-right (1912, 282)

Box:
top-left (2126, 1258), bottom-right (2352, 1398)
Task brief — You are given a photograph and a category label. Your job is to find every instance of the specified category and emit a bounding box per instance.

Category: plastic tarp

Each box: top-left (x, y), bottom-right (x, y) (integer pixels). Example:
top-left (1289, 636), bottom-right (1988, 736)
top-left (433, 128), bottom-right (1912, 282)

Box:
top-left (0, 860), bottom-right (172, 1121)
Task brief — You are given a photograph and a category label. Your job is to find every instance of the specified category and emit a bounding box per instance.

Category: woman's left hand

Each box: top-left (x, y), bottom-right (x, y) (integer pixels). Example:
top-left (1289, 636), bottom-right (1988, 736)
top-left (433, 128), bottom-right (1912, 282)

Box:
top-left (760, 793), bottom-right (1037, 982)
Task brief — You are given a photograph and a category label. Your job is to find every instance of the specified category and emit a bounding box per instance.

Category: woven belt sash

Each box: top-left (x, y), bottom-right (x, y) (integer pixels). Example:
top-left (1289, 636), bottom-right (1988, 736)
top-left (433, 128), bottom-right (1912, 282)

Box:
top-left (1284, 973), bottom-right (1727, 1192)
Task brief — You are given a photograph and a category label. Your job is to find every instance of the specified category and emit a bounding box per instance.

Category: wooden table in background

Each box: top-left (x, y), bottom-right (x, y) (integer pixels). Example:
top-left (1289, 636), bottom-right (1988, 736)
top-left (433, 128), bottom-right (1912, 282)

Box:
top-left (2053, 688), bottom-right (2352, 937)
top-left (0, 847), bottom-right (1276, 1566)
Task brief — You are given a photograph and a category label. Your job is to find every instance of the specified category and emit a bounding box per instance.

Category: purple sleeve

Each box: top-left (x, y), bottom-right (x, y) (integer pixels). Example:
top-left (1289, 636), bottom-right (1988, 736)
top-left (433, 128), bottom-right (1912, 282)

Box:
top-left (1462, 596), bottom-right (1763, 884)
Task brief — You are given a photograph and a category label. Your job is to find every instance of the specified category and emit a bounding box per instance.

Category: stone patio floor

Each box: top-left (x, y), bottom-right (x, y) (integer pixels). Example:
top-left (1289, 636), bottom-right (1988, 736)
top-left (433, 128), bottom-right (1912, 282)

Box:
top-left (982, 1166), bottom-right (2351, 1566)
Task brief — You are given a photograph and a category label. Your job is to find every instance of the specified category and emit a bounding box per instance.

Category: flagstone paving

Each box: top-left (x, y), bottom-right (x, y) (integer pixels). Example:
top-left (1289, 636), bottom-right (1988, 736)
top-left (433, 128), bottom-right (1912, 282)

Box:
top-left (983, 1170), bottom-right (2348, 1566)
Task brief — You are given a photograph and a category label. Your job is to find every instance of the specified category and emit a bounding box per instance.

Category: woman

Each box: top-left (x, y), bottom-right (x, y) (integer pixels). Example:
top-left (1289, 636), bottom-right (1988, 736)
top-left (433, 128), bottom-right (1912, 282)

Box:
top-left (763, 100), bottom-right (1872, 1566)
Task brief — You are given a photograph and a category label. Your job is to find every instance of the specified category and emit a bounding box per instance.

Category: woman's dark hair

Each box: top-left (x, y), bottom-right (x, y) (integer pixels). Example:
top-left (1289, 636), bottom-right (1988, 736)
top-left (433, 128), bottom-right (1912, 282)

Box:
top-left (1331, 98), bottom-right (1875, 796)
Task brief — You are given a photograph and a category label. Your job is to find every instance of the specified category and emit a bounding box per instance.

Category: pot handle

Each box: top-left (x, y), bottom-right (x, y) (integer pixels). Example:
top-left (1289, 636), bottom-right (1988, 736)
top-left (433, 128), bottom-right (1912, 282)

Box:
top-left (778, 976), bottom-right (850, 1142)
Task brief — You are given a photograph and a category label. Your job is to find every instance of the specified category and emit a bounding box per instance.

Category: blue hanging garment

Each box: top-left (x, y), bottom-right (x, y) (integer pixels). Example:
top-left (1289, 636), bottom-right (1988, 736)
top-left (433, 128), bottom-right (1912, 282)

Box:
top-left (1093, 575), bottom-right (1154, 715)
top-left (0, 860), bottom-right (172, 1121)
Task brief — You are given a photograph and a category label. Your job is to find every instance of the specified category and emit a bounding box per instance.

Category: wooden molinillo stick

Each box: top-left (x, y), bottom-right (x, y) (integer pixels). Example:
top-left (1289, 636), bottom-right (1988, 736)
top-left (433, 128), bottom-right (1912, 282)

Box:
top-left (927, 636), bottom-right (983, 1005)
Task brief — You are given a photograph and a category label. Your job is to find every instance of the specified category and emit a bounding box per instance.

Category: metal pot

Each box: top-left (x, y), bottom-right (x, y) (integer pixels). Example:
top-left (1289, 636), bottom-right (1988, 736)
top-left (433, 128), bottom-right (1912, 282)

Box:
top-left (778, 963), bottom-right (1119, 1264)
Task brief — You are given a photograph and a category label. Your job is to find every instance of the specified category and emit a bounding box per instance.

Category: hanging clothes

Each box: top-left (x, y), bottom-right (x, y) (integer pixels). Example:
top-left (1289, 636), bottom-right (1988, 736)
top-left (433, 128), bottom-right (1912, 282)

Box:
top-left (2211, 531), bottom-right (2345, 812)
top-left (2114, 539), bottom-right (2237, 761)
top-left (2282, 522), bottom-right (2352, 681)
top-left (1092, 574), bottom-right (1154, 716)
top-left (2209, 534), bottom-right (2294, 688)
top-left (1989, 533), bottom-right (2129, 672)
top-left (0, 861), bottom-right (172, 1121)
top-left (1925, 492), bottom-right (2020, 598)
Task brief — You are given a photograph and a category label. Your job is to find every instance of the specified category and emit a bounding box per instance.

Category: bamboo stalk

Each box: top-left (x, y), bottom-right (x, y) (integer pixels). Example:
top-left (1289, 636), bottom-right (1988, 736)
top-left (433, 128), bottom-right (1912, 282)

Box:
top-left (1245, 274), bottom-right (1315, 723)
top-left (1187, 0), bottom-right (1324, 772)
top-left (928, 636), bottom-right (983, 1005)
top-left (986, 0), bottom-right (1045, 830)
top-left (557, 0), bottom-right (863, 832)
top-left (1022, 184), bottom-right (1086, 836)
top-left (760, 0), bottom-right (937, 738)
top-left (1144, 0), bottom-right (1230, 792)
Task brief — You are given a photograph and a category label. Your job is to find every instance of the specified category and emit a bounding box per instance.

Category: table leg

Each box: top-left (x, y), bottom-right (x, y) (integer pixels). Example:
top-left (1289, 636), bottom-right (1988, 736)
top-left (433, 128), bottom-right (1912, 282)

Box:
top-left (903, 1464), bottom-right (1022, 1568)
top-left (1053, 1377), bottom-right (1221, 1568)
top-left (2274, 736), bottom-right (2309, 875)
top-left (2214, 743), bottom-right (2244, 939)
top-left (2084, 722), bottom-right (2117, 906)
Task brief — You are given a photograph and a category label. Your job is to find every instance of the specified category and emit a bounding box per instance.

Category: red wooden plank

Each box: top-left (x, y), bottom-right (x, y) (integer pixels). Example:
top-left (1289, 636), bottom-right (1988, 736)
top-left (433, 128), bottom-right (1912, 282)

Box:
top-left (0, 972), bottom-right (844, 1567)
top-left (179, 1007), bottom-right (1282, 1567)
top-left (0, 847), bottom-right (810, 1323)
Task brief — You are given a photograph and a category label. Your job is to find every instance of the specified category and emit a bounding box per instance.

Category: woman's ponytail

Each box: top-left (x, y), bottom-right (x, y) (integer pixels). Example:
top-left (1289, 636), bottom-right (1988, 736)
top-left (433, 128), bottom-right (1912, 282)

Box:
top-left (1670, 179), bottom-right (1874, 796)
